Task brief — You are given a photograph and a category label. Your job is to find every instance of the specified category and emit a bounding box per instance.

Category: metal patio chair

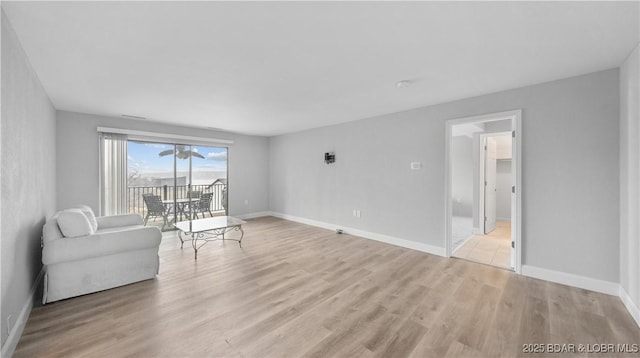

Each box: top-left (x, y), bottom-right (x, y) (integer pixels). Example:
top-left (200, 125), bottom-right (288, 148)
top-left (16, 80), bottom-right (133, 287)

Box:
top-left (142, 193), bottom-right (171, 230)
top-left (193, 192), bottom-right (214, 219)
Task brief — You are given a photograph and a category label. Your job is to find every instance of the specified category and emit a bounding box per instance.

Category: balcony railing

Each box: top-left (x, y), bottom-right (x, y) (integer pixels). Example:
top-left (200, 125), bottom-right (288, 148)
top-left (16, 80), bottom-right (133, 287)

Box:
top-left (127, 183), bottom-right (227, 218)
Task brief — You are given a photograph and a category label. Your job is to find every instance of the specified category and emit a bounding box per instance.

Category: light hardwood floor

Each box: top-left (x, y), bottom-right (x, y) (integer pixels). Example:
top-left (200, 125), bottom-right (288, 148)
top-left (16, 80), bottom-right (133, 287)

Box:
top-left (453, 221), bottom-right (512, 270)
top-left (15, 217), bottom-right (640, 357)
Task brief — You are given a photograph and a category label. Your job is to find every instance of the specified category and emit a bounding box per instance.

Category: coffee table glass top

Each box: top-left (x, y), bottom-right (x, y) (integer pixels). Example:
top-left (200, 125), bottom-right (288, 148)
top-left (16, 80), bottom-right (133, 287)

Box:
top-left (174, 216), bottom-right (246, 233)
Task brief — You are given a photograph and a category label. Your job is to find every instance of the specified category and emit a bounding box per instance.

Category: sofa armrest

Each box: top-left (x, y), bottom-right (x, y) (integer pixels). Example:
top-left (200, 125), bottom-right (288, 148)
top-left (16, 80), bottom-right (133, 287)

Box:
top-left (43, 226), bottom-right (161, 265)
top-left (96, 214), bottom-right (144, 229)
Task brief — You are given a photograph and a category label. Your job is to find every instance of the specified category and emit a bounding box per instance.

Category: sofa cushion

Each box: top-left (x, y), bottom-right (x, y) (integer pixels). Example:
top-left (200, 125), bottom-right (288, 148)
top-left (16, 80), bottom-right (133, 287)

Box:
top-left (74, 205), bottom-right (98, 232)
top-left (57, 209), bottom-right (95, 237)
top-left (96, 213), bottom-right (144, 229)
top-left (96, 225), bottom-right (145, 235)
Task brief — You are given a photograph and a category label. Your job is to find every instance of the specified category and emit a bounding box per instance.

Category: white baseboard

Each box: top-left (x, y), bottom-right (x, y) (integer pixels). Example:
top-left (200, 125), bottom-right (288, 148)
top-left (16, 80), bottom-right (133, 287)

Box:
top-left (521, 265), bottom-right (619, 296)
top-left (619, 286), bottom-right (640, 328)
top-left (496, 217), bottom-right (511, 222)
top-left (1, 267), bottom-right (45, 358)
top-left (269, 212), bottom-right (445, 257)
top-left (268, 212), bottom-right (336, 232)
top-left (472, 227), bottom-right (482, 235)
top-left (235, 211), bottom-right (272, 220)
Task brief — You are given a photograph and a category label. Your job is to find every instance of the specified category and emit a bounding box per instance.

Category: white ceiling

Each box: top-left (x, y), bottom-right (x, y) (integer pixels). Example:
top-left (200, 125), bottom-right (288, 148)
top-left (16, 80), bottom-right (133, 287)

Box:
top-left (3, 1), bottom-right (639, 136)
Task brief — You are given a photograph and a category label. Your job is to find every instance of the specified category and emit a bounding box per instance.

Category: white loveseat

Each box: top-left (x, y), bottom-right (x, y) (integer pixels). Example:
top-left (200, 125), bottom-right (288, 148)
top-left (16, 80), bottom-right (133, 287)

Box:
top-left (42, 206), bottom-right (162, 303)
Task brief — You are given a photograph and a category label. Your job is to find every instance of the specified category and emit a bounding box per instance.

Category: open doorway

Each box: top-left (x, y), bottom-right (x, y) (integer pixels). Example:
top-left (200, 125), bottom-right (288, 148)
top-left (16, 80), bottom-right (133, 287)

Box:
top-left (445, 110), bottom-right (521, 272)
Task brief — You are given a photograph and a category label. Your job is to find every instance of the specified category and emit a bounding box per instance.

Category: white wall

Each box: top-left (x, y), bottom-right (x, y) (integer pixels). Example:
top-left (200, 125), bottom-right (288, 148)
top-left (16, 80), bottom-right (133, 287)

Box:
top-left (270, 69), bottom-right (620, 283)
top-left (494, 135), bottom-right (512, 160)
top-left (451, 136), bottom-right (473, 217)
top-left (56, 111), bottom-right (270, 217)
top-left (620, 42), bottom-right (640, 324)
top-left (1, 10), bottom-right (57, 353)
top-left (472, 119), bottom-right (511, 229)
top-left (494, 134), bottom-right (512, 221)
top-left (496, 159), bottom-right (512, 220)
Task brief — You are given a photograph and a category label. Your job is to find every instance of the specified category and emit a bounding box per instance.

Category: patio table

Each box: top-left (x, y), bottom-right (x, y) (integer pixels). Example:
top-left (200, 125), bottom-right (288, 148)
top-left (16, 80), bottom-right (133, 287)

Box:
top-left (162, 197), bottom-right (199, 221)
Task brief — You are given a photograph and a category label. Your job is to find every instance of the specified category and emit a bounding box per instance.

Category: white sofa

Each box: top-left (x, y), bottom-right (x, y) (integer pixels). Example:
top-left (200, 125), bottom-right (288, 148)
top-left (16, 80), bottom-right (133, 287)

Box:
top-left (42, 206), bottom-right (162, 303)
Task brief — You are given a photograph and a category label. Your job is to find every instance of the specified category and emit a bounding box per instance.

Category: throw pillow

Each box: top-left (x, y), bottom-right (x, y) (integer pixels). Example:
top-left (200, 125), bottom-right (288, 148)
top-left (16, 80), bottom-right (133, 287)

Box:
top-left (57, 209), bottom-right (94, 237)
top-left (74, 205), bottom-right (98, 232)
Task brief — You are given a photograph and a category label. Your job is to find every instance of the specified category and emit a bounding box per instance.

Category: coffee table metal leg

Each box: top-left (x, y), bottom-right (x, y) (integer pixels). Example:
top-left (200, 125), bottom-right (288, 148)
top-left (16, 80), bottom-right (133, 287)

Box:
top-left (178, 231), bottom-right (185, 248)
top-left (191, 233), bottom-right (198, 260)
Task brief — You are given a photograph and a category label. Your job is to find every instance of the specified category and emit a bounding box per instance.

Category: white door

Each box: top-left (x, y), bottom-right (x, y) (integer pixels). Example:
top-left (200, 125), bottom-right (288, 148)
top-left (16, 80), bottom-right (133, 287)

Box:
top-left (484, 137), bottom-right (497, 233)
top-left (510, 135), bottom-right (516, 269)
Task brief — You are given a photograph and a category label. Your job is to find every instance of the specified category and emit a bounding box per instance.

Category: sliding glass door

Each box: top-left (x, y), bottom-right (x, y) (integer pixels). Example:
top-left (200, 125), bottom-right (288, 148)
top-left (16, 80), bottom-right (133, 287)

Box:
top-left (127, 140), bottom-right (228, 229)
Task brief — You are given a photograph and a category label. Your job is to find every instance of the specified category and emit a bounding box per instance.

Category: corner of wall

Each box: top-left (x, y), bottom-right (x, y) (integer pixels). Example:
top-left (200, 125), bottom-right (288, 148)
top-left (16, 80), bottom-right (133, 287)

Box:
top-left (619, 40), bottom-right (640, 329)
top-left (1, 10), bottom-right (57, 356)
top-left (0, 269), bottom-right (45, 358)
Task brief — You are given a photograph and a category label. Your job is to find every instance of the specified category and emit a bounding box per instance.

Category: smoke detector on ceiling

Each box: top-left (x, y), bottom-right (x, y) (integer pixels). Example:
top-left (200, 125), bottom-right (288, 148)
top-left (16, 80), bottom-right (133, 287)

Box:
top-left (396, 80), bottom-right (414, 88)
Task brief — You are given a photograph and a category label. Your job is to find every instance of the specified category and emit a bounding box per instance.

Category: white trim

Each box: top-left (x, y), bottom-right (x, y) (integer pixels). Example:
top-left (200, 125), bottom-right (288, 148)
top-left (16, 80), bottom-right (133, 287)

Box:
top-left (444, 109), bottom-right (522, 274)
top-left (452, 234), bottom-right (475, 253)
top-left (269, 212), bottom-right (446, 257)
top-left (1, 267), bottom-right (45, 358)
top-left (235, 211), bottom-right (272, 220)
top-left (96, 126), bottom-right (234, 146)
top-left (479, 135), bottom-right (486, 234)
top-left (521, 265), bottom-right (619, 296)
top-left (447, 109), bottom-right (521, 125)
top-left (444, 123), bottom-right (453, 259)
top-left (270, 212), bottom-right (344, 232)
top-left (619, 286), bottom-right (640, 327)
top-left (513, 112), bottom-right (522, 273)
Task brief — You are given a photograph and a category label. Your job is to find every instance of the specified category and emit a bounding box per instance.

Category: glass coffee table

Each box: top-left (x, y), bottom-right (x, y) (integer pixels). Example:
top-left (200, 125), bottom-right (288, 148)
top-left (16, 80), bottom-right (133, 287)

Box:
top-left (174, 216), bottom-right (246, 259)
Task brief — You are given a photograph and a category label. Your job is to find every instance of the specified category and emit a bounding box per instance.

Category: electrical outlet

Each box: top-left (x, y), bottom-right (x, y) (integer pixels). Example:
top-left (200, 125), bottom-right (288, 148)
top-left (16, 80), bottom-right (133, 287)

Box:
top-left (353, 209), bottom-right (361, 218)
top-left (244, 199), bottom-right (249, 206)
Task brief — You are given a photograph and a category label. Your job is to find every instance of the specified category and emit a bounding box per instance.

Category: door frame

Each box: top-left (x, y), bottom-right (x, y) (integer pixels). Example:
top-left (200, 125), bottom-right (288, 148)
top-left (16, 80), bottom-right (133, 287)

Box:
top-left (478, 132), bottom-right (511, 235)
top-left (444, 109), bottom-right (522, 273)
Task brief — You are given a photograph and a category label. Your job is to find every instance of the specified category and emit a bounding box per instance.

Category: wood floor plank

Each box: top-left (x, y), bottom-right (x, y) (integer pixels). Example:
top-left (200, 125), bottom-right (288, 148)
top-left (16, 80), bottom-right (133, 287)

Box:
top-left (303, 304), bottom-right (391, 358)
top-left (481, 275), bottom-right (527, 358)
top-left (378, 319), bottom-right (428, 357)
top-left (14, 217), bottom-right (640, 357)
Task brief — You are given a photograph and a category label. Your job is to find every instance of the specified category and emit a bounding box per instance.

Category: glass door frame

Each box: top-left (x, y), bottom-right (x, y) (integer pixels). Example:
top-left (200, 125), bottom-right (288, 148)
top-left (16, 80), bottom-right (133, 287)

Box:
top-left (127, 139), bottom-right (229, 229)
